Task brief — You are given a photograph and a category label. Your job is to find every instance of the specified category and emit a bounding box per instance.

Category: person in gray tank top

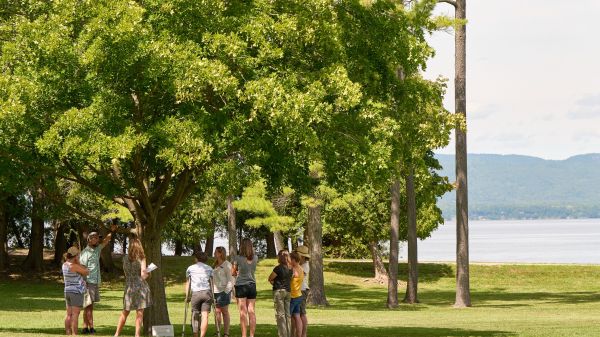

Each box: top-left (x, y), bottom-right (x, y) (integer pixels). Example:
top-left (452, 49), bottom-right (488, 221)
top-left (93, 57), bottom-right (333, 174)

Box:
top-left (62, 246), bottom-right (89, 335)
top-left (232, 238), bottom-right (258, 337)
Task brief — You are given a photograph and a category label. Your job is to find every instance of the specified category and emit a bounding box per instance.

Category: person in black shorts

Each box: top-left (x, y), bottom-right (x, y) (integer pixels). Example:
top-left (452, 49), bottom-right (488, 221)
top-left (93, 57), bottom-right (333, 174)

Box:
top-left (232, 239), bottom-right (258, 337)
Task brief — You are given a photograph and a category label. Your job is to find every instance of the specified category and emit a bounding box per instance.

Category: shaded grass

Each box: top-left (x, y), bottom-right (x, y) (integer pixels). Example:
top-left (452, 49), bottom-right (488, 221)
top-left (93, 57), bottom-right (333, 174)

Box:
top-left (2, 253), bottom-right (600, 336)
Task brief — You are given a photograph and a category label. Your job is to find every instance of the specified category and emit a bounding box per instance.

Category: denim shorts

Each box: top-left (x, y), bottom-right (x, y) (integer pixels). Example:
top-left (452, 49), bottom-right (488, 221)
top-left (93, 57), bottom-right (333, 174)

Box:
top-left (290, 296), bottom-right (303, 315)
top-left (235, 283), bottom-right (257, 300)
top-left (214, 291), bottom-right (231, 308)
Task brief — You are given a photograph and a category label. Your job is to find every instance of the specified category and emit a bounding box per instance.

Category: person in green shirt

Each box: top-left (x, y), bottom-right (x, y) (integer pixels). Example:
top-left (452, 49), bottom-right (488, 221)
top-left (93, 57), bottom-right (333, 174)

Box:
top-left (80, 224), bottom-right (116, 335)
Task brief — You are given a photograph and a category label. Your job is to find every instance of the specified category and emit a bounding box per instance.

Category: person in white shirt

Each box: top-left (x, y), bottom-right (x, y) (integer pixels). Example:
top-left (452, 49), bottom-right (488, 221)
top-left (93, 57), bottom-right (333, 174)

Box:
top-left (185, 251), bottom-right (214, 337)
top-left (212, 246), bottom-right (235, 337)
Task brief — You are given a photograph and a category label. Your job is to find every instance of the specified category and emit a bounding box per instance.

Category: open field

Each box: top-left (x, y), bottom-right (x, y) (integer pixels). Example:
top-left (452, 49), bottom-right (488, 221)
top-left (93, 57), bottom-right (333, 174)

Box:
top-left (1, 252), bottom-right (600, 337)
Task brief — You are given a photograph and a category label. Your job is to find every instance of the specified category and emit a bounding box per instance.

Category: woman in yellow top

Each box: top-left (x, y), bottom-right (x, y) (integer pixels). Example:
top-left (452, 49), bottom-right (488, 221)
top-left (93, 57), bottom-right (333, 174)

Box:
top-left (289, 252), bottom-right (304, 337)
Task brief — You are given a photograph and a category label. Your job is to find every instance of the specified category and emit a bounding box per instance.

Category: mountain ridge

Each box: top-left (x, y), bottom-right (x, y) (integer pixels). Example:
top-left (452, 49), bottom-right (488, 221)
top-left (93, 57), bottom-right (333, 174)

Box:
top-left (435, 153), bottom-right (600, 220)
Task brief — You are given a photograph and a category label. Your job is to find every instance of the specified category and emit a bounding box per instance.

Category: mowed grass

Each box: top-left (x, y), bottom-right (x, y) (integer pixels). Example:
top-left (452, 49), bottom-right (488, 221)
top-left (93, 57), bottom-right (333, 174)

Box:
top-left (1, 253), bottom-right (600, 337)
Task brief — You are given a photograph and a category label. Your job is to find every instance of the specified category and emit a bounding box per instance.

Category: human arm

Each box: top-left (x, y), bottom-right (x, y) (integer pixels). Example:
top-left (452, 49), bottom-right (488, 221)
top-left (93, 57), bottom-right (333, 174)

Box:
top-left (100, 224), bottom-right (117, 247)
top-left (70, 262), bottom-right (89, 276)
top-left (140, 258), bottom-right (149, 280)
top-left (268, 271), bottom-right (277, 285)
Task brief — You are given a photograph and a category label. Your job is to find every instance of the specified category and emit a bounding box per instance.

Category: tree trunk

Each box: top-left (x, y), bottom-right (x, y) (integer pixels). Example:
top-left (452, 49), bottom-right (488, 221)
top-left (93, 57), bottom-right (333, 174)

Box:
top-left (99, 226), bottom-right (115, 273)
top-left (266, 232), bottom-right (276, 258)
top-left (274, 231), bottom-right (285, 253)
top-left (141, 223), bottom-right (170, 335)
top-left (122, 235), bottom-right (128, 255)
top-left (368, 241), bottom-right (388, 283)
top-left (454, 0), bottom-right (471, 308)
top-left (53, 221), bottom-right (67, 266)
top-left (387, 179), bottom-right (400, 308)
top-left (227, 195), bottom-right (238, 257)
top-left (0, 195), bottom-right (9, 271)
top-left (306, 200), bottom-right (328, 306)
top-left (205, 220), bottom-right (216, 257)
top-left (404, 170), bottom-right (418, 304)
top-left (174, 239), bottom-right (184, 256)
top-left (22, 188), bottom-right (45, 272)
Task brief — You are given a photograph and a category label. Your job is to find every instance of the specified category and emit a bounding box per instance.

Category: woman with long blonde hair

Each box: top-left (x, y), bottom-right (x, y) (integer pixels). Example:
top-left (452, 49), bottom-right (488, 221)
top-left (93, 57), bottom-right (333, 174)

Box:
top-left (231, 238), bottom-right (258, 337)
top-left (114, 237), bottom-right (152, 337)
top-left (212, 246), bottom-right (235, 337)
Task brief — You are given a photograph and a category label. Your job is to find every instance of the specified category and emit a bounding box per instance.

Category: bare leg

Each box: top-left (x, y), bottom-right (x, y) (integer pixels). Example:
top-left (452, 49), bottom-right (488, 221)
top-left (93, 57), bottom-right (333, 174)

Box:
top-left (71, 306), bottom-right (81, 335)
top-left (134, 309), bottom-right (143, 337)
top-left (84, 304), bottom-right (94, 330)
top-left (237, 298), bottom-right (248, 337)
top-left (247, 299), bottom-right (256, 337)
top-left (192, 310), bottom-right (200, 337)
top-left (300, 314), bottom-right (308, 337)
top-left (200, 311), bottom-right (209, 337)
top-left (114, 310), bottom-right (130, 336)
top-left (220, 306), bottom-right (230, 334)
top-left (292, 315), bottom-right (302, 337)
top-left (65, 305), bottom-right (72, 335)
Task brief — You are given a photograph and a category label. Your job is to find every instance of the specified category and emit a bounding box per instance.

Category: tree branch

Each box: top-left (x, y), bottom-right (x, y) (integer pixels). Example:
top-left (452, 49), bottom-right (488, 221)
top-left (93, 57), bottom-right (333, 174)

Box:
top-left (438, 0), bottom-right (457, 8)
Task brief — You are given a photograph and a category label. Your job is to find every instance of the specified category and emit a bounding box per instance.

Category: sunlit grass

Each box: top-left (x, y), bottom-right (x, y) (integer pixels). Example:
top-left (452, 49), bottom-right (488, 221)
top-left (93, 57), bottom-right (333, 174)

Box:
top-left (1, 255), bottom-right (600, 336)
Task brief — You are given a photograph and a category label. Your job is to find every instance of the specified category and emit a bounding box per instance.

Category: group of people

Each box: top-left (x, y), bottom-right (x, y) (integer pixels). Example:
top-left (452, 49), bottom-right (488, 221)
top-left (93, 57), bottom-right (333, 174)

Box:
top-left (186, 238), bottom-right (310, 337)
top-left (62, 224), bottom-right (152, 337)
top-left (61, 231), bottom-right (310, 337)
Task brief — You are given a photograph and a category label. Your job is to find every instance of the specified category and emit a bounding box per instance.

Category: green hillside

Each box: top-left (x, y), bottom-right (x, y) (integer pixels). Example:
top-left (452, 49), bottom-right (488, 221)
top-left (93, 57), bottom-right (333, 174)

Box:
top-left (436, 153), bottom-right (600, 219)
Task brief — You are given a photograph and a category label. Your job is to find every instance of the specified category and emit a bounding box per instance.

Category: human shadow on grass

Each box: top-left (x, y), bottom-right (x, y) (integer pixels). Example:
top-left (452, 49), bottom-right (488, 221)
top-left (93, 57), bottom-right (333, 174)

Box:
top-left (326, 261), bottom-right (453, 283)
top-left (0, 323), bottom-right (515, 337)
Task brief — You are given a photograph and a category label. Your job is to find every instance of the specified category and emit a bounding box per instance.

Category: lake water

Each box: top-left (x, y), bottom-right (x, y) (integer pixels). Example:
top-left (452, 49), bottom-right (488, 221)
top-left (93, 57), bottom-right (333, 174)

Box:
top-left (402, 218), bottom-right (600, 264)
top-left (165, 219), bottom-right (600, 264)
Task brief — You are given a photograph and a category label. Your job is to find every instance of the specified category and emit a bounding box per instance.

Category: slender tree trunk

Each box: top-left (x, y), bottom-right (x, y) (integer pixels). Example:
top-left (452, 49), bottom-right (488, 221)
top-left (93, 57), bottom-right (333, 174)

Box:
top-left (266, 232), bottom-right (276, 258)
top-left (205, 223), bottom-right (215, 257)
top-left (273, 231), bottom-right (285, 253)
top-left (387, 179), bottom-right (400, 308)
top-left (122, 235), bottom-right (128, 255)
top-left (141, 222), bottom-right (170, 335)
top-left (53, 221), bottom-right (67, 266)
top-left (0, 195), bottom-right (9, 271)
top-left (227, 195), bottom-right (238, 257)
top-left (368, 241), bottom-right (388, 283)
top-left (99, 226), bottom-right (115, 273)
top-left (22, 188), bottom-right (45, 272)
top-left (454, 0), bottom-right (471, 308)
top-left (306, 200), bottom-right (328, 306)
top-left (404, 170), bottom-right (418, 304)
top-left (174, 239), bottom-right (184, 256)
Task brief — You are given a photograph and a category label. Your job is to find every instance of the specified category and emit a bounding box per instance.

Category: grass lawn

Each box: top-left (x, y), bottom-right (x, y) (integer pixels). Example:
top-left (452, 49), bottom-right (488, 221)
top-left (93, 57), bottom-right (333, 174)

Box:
top-left (1, 252), bottom-right (600, 336)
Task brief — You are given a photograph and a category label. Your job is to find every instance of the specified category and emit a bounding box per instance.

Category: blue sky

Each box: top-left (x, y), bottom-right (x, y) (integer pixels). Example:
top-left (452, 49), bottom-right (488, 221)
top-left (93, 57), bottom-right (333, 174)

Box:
top-left (426, 0), bottom-right (600, 160)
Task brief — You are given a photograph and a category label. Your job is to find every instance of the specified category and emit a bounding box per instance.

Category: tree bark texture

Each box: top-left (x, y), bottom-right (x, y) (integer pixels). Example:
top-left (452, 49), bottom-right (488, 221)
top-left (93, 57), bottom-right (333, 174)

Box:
top-left (387, 179), bottom-right (400, 308)
top-left (22, 188), bottom-right (45, 272)
top-left (205, 226), bottom-right (215, 257)
top-left (266, 232), bottom-right (276, 258)
top-left (227, 195), bottom-right (238, 257)
top-left (404, 171), bottom-right (418, 304)
top-left (174, 239), bottom-right (184, 256)
top-left (454, 0), bottom-right (471, 308)
top-left (273, 231), bottom-right (285, 253)
top-left (0, 196), bottom-right (9, 271)
top-left (53, 221), bottom-right (67, 266)
top-left (141, 224), bottom-right (170, 335)
top-left (99, 225), bottom-right (115, 273)
top-left (306, 202), bottom-right (328, 306)
top-left (368, 241), bottom-right (388, 283)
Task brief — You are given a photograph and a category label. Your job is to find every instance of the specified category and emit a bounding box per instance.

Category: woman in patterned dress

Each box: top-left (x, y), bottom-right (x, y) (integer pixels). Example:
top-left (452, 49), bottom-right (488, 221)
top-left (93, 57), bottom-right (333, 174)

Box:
top-left (114, 238), bottom-right (152, 337)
